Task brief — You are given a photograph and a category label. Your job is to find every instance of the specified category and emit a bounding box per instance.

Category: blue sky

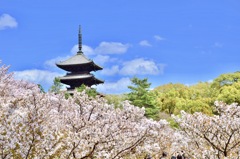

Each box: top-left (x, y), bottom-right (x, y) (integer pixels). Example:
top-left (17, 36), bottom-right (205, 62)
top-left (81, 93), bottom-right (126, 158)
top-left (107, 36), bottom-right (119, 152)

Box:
top-left (0, 0), bottom-right (240, 94)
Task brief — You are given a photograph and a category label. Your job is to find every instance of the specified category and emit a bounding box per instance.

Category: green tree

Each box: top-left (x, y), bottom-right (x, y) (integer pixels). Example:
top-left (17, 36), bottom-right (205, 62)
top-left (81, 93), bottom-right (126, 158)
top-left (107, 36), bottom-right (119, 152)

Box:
top-left (188, 82), bottom-right (214, 113)
top-left (211, 72), bottom-right (240, 89)
top-left (127, 77), bottom-right (159, 119)
top-left (37, 84), bottom-right (45, 93)
top-left (155, 83), bottom-right (190, 99)
top-left (176, 99), bottom-right (213, 115)
top-left (215, 82), bottom-right (240, 104)
top-left (76, 84), bottom-right (98, 98)
top-left (105, 94), bottom-right (126, 108)
top-left (154, 82), bottom-right (213, 115)
top-left (49, 77), bottom-right (63, 94)
top-left (154, 83), bottom-right (189, 115)
top-left (189, 82), bottom-right (212, 100)
top-left (211, 72), bottom-right (240, 104)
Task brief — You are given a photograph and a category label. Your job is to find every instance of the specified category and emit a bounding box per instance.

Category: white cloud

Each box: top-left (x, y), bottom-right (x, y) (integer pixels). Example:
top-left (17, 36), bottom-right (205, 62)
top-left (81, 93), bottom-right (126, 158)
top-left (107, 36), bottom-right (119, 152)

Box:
top-left (154, 35), bottom-right (165, 41)
top-left (83, 45), bottom-right (95, 55)
top-left (14, 69), bottom-right (63, 88)
top-left (119, 58), bottom-right (165, 75)
top-left (71, 44), bottom-right (95, 55)
top-left (71, 42), bottom-right (130, 55)
top-left (95, 42), bottom-right (130, 54)
top-left (45, 42), bottom-right (122, 71)
top-left (0, 14), bottom-right (18, 30)
top-left (99, 58), bottom-right (166, 76)
top-left (45, 44), bottom-right (96, 71)
top-left (101, 65), bottom-right (120, 76)
top-left (44, 56), bottom-right (71, 71)
top-left (139, 40), bottom-right (152, 47)
top-left (70, 44), bottom-right (79, 54)
top-left (95, 77), bottom-right (131, 94)
top-left (93, 55), bottom-right (113, 66)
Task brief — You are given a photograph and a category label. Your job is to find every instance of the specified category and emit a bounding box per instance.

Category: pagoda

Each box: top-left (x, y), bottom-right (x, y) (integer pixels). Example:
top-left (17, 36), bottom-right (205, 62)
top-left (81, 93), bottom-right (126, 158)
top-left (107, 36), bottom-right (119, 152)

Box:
top-left (56, 26), bottom-right (104, 91)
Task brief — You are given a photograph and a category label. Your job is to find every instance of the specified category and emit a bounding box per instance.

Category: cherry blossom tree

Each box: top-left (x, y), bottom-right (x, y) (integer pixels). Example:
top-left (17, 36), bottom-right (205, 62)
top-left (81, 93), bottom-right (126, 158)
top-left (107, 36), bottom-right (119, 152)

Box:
top-left (174, 101), bottom-right (240, 158)
top-left (0, 64), bottom-right (68, 158)
top-left (0, 62), bottom-right (179, 158)
top-left (8, 61), bottom-right (240, 159)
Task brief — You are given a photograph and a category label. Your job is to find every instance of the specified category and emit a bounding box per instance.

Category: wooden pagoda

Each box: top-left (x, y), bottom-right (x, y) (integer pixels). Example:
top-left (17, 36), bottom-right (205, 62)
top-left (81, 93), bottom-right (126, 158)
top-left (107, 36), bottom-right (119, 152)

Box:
top-left (56, 26), bottom-right (104, 91)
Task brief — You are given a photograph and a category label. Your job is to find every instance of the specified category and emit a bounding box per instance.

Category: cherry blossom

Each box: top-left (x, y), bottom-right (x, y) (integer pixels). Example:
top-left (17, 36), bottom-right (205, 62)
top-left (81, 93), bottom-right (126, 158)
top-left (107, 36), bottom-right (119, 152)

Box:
top-left (174, 101), bottom-right (240, 158)
top-left (0, 63), bottom-right (178, 158)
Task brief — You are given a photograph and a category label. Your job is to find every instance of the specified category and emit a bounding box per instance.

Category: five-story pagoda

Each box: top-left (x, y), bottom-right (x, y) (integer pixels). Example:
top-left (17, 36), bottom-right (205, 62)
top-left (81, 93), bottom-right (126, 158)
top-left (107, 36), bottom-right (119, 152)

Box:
top-left (56, 26), bottom-right (104, 91)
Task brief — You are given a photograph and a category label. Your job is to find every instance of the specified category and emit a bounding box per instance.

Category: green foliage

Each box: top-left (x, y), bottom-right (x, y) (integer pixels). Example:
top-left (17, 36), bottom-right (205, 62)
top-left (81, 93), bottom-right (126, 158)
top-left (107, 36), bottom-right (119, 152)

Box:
top-left (186, 82), bottom-right (213, 114)
top-left (127, 77), bottom-right (159, 119)
top-left (211, 72), bottom-right (240, 104)
top-left (215, 82), bottom-right (240, 104)
top-left (76, 84), bottom-right (98, 98)
top-left (127, 77), bottom-right (153, 106)
top-left (64, 92), bottom-right (71, 99)
top-left (176, 99), bottom-right (212, 115)
top-left (49, 77), bottom-right (63, 94)
top-left (154, 72), bottom-right (240, 116)
top-left (105, 94), bottom-right (126, 108)
top-left (154, 82), bottom-right (213, 115)
top-left (211, 72), bottom-right (240, 89)
top-left (37, 84), bottom-right (45, 93)
top-left (154, 83), bottom-right (190, 115)
top-left (167, 117), bottom-right (179, 129)
top-left (189, 82), bottom-right (213, 100)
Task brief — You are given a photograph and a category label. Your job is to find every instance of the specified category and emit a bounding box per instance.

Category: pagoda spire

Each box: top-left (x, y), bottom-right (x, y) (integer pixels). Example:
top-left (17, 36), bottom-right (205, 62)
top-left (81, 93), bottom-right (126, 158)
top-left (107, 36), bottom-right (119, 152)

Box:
top-left (78, 25), bottom-right (83, 54)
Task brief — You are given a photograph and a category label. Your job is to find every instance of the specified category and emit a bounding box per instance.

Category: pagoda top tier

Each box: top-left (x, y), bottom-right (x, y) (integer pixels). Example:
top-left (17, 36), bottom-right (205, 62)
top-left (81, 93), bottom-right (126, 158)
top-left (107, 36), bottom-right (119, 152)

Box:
top-left (56, 52), bottom-right (102, 66)
top-left (56, 53), bottom-right (102, 72)
top-left (56, 26), bottom-right (103, 72)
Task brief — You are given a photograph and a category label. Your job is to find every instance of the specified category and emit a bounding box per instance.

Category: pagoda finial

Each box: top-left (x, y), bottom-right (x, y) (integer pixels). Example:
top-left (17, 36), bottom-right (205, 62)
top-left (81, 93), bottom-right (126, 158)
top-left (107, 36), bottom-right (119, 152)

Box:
top-left (78, 25), bottom-right (83, 53)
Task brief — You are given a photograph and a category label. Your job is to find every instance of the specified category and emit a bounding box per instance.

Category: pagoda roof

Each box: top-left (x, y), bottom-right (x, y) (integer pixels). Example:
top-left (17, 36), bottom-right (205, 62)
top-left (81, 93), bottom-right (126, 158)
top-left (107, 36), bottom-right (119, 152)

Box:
top-left (56, 52), bottom-right (102, 72)
top-left (56, 52), bottom-right (100, 66)
top-left (60, 73), bottom-right (93, 80)
top-left (59, 73), bottom-right (104, 87)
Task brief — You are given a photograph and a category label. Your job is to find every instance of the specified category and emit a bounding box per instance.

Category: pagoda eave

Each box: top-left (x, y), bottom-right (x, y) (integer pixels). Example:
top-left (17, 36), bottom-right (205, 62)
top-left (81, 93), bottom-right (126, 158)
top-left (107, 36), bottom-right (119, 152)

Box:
top-left (59, 74), bottom-right (103, 87)
top-left (56, 63), bottom-right (102, 72)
